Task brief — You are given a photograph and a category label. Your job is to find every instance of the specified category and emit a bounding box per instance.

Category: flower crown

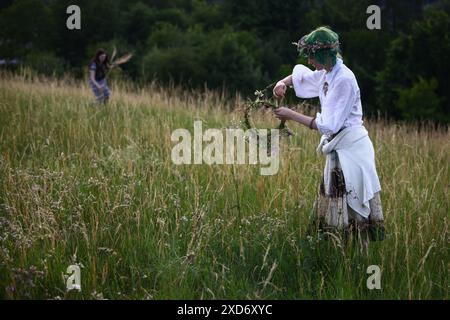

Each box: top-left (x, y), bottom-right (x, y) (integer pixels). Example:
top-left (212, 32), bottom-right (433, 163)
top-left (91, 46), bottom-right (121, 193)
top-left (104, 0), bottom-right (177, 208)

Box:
top-left (292, 35), bottom-right (340, 56)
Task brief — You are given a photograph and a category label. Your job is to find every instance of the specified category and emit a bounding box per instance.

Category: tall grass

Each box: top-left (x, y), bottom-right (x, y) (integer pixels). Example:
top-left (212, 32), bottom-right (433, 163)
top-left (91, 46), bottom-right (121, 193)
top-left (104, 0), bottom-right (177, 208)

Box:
top-left (0, 71), bottom-right (448, 299)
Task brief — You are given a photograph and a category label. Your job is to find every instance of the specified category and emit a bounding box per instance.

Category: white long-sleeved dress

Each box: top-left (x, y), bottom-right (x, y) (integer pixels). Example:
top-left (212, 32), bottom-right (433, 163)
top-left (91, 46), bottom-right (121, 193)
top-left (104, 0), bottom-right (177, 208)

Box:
top-left (291, 58), bottom-right (383, 222)
top-left (292, 58), bottom-right (363, 136)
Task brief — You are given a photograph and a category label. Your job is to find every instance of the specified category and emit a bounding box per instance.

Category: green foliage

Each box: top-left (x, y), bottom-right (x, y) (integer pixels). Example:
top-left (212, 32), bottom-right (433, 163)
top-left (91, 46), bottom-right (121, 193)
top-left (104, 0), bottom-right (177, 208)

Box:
top-left (141, 45), bottom-right (203, 85)
top-left (0, 0), bottom-right (449, 122)
top-left (141, 24), bottom-right (205, 85)
top-left (375, 6), bottom-right (450, 122)
top-left (142, 24), bottom-right (262, 93)
top-left (23, 51), bottom-right (66, 77)
top-left (121, 2), bottom-right (156, 46)
top-left (203, 28), bottom-right (263, 93)
top-left (0, 0), bottom-right (54, 58)
top-left (396, 77), bottom-right (444, 121)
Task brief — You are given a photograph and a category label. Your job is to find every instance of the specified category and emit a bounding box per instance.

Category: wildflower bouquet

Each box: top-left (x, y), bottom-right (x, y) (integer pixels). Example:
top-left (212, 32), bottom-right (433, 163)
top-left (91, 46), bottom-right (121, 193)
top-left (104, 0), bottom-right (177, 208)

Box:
top-left (241, 82), bottom-right (294, 138)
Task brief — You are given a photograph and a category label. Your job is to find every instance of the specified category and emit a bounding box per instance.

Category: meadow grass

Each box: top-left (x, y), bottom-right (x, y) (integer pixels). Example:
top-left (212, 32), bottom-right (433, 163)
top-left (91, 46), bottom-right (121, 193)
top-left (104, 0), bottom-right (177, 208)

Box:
top-left (0, 71), bottom-right (448, 299)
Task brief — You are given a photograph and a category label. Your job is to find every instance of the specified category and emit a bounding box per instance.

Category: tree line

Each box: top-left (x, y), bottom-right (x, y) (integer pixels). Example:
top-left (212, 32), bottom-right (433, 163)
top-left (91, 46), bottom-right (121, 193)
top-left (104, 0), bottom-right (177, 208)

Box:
top-left (1, 0), bottom-right (449, 123)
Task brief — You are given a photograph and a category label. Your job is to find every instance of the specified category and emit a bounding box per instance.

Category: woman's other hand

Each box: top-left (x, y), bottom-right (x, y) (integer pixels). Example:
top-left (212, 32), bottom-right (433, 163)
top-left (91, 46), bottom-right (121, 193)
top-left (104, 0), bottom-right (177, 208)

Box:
top-left (273, 107), bottom-right (295, 121)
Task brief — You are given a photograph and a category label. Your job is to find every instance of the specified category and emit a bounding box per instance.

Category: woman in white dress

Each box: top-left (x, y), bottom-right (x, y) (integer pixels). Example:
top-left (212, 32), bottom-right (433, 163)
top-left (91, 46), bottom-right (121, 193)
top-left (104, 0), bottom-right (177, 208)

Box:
top-left (272, 26), bottom-right (385, 241)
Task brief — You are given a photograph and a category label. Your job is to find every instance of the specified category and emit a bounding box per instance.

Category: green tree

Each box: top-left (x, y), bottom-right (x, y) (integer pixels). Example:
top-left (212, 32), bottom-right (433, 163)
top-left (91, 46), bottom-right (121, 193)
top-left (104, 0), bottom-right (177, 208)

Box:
top-left (202, 28), bottom-right (262, 93)
top-left (376, 6), bottom-right (450, 121)
top-left (396, 77), bottom-right (444, 121)
top-left (0, 0), bottom-right (55, 58)
top-left (121, 2), bottom-right (155, 47)
top-left (23, 51), bottom-right (66, 77)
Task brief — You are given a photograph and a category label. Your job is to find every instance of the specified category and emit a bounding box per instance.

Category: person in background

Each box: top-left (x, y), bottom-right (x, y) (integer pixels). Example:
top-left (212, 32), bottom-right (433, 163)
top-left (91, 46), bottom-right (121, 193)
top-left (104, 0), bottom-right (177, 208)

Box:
top-left (88, 48), bottom-right (113, 104)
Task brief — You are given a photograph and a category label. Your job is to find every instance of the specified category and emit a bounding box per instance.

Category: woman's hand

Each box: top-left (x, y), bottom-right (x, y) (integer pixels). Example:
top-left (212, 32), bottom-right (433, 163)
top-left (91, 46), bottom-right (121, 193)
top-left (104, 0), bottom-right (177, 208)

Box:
top-left (273, 81), bottom-right (287, 99)
top-left (273, 107), bottom-right (295, 121)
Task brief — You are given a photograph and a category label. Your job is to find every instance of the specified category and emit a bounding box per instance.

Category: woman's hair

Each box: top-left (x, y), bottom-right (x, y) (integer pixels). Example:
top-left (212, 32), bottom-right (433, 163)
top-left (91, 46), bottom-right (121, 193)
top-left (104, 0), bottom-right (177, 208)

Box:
top-left (89, 48), bottom-right (111, 68)
top-left (295, 26), bottom-right (341, 67)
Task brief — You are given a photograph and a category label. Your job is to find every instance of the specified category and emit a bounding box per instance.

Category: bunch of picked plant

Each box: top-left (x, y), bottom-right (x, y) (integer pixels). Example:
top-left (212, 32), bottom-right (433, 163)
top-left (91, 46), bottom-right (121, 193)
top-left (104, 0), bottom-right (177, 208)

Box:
top-left (241, 82), bottom-right (294, 138)
top-left (110, 46), bottom-right (133, 67)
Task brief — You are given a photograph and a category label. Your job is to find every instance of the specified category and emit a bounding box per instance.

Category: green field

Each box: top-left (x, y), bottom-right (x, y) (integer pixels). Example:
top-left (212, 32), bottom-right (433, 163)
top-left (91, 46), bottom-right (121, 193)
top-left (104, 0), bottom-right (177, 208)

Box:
top-left (0, 72), bottom-right (448, 299)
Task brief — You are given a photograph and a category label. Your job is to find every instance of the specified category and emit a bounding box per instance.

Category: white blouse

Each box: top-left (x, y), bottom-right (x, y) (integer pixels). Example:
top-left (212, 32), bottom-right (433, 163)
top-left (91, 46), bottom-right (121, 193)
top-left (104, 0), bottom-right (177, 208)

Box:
top-left (291, 58), bottom-right (363, 136)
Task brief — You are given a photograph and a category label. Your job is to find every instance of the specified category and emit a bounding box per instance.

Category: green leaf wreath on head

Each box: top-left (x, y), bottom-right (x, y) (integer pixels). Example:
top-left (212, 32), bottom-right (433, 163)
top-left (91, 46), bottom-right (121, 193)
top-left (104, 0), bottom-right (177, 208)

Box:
top-left (292, 26), bottom-right (341, 68)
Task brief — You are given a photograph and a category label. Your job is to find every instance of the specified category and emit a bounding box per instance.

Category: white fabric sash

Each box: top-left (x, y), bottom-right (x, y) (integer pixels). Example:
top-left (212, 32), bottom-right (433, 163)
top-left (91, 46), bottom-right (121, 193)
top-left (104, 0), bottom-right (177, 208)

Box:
top-left (316, 126), bottom-right (381, 218)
